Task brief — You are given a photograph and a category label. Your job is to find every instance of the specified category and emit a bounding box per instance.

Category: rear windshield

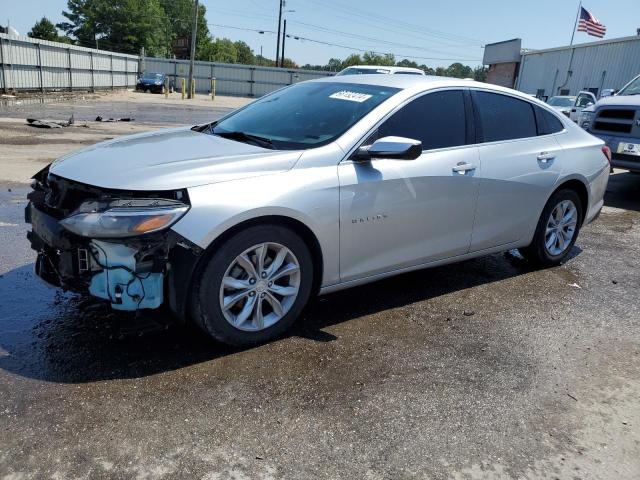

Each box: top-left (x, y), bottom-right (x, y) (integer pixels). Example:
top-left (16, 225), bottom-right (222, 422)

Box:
top-left (211, 82), bottom-right (400, 150)
top-left (140, 73), bottom-right (164, 81)
top-left (337, 67), bottom-right (391, 76)
top-left (547, 97), bottom-right (575, 107)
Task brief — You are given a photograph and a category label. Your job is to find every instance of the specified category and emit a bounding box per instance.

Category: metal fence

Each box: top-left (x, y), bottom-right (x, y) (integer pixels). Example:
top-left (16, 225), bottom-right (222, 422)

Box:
top-left (0, 33), bottom-right (333, 97)
top-left (143, 57), bottom-right (332, 97)
top-left (0, 33), bottom-right (139, 92)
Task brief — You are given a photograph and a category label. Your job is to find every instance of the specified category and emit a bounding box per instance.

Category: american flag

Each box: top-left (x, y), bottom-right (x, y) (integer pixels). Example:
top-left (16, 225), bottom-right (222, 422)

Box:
top-left (577, 6), bottom-right (606, 38)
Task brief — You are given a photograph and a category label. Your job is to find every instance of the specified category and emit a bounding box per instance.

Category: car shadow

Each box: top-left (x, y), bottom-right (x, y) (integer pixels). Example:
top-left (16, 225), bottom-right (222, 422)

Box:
top-left (0, 249), bottom-right (573, 384)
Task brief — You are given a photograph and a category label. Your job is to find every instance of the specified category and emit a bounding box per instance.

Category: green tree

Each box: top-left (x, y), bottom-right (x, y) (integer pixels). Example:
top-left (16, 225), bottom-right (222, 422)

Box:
top-left (327, 58), bottom-right (343, 71)
top-left (396, 59), bottom-right (418, 68)
top-left (29, 17), bottom-right (60, 41)
top-left (363, 51), bottom-right (395, 66)
top-left (204, 38), bottom-right (237, 63)
top-left (57, 0), bottom-right (105, 47)
top-left (58, 0), bottom-right (172, 55)
top-left (473, 66), bottom-right (488, 82)
top-left (234, 41), bottom-right (255, 65)
top-left (340, 54), bottom-right (362, 69)
top-left (445, 62), bottom-right (473, 78)
top-left (281, 58), bottom-right (299, 69)
top-left (256, 55), bottom-right (276, 67)
top-left (159, 0), bottom-right (210, 59)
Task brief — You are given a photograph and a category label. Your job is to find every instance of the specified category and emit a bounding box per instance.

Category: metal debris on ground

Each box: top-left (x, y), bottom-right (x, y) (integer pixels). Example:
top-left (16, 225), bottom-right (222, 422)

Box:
top-left (95, 116), bottom-right (134, 122)
top-left (26, 115), bottom-right (74, 129)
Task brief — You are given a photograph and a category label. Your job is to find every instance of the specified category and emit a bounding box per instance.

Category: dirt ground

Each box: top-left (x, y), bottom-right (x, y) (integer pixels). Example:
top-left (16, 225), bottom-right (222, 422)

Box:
top-left (0, 91), bottom-right (251, 183)
top-left (0, 91), bottom-right (639, 479)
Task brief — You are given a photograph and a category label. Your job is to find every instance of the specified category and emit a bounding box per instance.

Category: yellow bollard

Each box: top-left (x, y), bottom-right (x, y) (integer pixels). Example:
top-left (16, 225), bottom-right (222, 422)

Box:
top-left (211, 77), bottom-right (216, 101)
top-left (181, 78), bottom-right (185, 100)
top-left (164, 77), bottom-right (169, 99)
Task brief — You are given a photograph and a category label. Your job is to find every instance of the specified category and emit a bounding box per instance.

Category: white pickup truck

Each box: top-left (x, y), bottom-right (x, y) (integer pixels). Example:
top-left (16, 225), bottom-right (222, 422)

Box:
top-left (578, 74), bottom-right (640, 173)
top-left (566, 89), bottom-right (616, 123)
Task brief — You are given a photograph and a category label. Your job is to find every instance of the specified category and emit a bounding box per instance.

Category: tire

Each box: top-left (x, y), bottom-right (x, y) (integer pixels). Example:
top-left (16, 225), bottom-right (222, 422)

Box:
top-left (190, 224), bottom-right (314, 346)
top-left (518, 189), bottom-right (583, 267)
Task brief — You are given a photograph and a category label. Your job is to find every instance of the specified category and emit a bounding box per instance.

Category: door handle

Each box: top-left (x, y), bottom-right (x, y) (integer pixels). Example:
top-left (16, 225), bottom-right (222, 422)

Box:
top-left (452, 162), bottom-right (476, 174)
top-left (537, 152), bottom-right (556, 163)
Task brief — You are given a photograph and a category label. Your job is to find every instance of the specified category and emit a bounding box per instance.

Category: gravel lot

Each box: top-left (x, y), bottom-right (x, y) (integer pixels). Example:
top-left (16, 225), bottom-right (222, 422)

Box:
top-left (0, 92), bottom-right (638, 479)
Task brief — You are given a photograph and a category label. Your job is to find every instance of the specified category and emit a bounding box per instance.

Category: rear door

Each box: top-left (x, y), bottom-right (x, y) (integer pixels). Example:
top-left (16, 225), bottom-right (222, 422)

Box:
top-left (469, 90), bottom-right (564, 252)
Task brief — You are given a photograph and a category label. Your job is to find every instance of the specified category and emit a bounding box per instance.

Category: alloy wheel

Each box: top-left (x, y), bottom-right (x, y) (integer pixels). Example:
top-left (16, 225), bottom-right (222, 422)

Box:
top-left (545, 200), bottom-right (578, 256)
top-left (219, 242), bottom-right (301, 331)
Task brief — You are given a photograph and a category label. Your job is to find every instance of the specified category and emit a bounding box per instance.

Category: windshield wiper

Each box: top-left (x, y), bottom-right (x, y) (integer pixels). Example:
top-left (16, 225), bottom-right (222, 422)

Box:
top-left (213, 130), bottom-right (276, 149)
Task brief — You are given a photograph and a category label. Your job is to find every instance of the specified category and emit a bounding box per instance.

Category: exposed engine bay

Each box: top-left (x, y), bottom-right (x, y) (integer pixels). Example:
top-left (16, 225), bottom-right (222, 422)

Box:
top-left (26, 167), bottom-right (202, 314)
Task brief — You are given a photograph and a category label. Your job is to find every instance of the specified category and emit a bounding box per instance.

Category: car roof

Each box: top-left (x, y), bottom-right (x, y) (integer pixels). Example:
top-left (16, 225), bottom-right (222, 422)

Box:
top-left (311, 73), bottom-right (485, 90)
top-left (550, 95), bottom-right (576, 98)
top-left (309, 74), bottom-right (558, 108)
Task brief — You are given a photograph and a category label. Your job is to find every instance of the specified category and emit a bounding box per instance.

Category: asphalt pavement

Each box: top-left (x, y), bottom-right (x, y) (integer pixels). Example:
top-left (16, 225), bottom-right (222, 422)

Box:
top-left (0, 107), bottom-right (638, 478)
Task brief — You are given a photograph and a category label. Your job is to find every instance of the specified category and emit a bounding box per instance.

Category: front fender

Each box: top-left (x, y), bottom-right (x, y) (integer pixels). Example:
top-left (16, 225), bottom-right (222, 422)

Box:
top-left (171, 167), bottom-right (340, 287)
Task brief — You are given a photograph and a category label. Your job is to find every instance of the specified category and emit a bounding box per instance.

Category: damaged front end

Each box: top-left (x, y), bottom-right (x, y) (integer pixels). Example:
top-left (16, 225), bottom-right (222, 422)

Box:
top-left (26, 167), bottom-right (201, 314)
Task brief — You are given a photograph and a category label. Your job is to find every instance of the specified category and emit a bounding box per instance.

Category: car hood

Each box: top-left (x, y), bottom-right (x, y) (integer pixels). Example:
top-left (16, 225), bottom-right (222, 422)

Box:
top-left (50, 127), bottom-right (303, 190)
top-left (594, 95), bottom-right (640, 108)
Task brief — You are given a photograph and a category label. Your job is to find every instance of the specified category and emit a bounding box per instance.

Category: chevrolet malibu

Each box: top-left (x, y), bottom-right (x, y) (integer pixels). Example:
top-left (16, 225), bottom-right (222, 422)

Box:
top-left (26, 76), bottom-right (611, 346)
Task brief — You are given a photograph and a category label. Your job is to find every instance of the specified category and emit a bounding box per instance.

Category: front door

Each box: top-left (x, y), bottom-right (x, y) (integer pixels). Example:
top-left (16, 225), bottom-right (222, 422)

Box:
top-left (338, 89), bottom-right (480, 282)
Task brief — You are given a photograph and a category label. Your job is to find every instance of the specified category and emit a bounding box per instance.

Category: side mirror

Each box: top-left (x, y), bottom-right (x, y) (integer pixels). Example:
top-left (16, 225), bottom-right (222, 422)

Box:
top-left (601, 89), bottom-right (616, 98)
top-left (356, 136), bottom-right (422, 160)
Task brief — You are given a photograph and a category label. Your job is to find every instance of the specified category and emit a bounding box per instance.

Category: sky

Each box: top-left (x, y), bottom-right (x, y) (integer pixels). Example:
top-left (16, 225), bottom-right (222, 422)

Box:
top-left (3, 0), bottom-right (640, 68)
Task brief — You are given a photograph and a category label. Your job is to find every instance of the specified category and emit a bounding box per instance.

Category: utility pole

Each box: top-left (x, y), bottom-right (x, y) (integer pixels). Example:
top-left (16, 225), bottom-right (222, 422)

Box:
top-left (188, 0), bottom-right (199, 99)
top-left (281, 19), bottom-right (287, 68)
top-left (275, 0), bottom-right (284, 67)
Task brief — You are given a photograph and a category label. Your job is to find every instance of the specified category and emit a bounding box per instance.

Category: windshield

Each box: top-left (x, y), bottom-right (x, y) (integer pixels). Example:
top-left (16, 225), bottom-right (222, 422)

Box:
top-left (618, 76), bottom-right (640, 96)
top-left (548, 97), bottom-right (575, 107)
top-left (337, 67), bottom-right (391, 76)
top-left (210, 82), bottom-right (400, 150)
top-left (140, 73), bottom-right (164, 81)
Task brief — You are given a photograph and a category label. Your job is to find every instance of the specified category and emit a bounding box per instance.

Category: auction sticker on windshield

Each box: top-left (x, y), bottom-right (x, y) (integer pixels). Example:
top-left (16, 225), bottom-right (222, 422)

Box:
top-left (329, 91), bottom-right (373, 103)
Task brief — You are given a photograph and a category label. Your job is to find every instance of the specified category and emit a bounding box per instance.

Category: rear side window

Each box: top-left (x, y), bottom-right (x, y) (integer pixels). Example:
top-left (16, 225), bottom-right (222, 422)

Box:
top-left (378, 90), bottom-right (466, 150)
top-left (535, 106), bottom-right (565, 135)
top-left (474, 91), bottom-right (537, 142)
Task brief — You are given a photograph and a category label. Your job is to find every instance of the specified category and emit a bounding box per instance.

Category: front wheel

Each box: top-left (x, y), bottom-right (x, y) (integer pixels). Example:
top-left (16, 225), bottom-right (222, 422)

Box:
top-left (519, 189), bottom-right (583, 267)
top-left (190, 225), bottom-right (314, 346)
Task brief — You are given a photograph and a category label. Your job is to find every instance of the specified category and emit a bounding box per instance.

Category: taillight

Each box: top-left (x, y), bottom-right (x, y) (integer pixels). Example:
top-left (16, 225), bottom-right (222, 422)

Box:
top-left (602, 145), bottom-right (612, 164)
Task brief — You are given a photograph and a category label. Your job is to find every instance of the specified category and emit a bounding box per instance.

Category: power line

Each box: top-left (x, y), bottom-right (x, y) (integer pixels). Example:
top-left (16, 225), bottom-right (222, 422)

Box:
top-left (285, 32), bottom-right (481, 62)
top-left (288, 20), bottom-right (482, 57)
top-left (303, 0), bottom-right (485, 47)
top-left (208, 23), bottom-right (276, 35)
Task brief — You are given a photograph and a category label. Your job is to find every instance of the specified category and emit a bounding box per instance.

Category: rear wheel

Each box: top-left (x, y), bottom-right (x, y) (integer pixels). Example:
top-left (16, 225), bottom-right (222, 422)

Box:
top-left (190, 225), bottom-right (313, 346)
top-left (519, 189), bottom-right (583, 267)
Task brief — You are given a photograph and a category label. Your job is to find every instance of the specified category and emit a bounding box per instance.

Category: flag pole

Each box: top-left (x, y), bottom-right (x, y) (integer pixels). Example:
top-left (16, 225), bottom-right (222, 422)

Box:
top-left (570, 1), bottom-right (582, 45)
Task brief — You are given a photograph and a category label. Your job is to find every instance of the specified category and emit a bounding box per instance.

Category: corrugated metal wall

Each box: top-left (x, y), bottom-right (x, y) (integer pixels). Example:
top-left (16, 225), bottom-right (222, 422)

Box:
top-left (516, 35), bottom-right (640, 97)
top-left (0, 33), bottom-right (139, 92)
top-left (143, 57), bottom-right (332, 97)
top-left (1, 33), bottom-right (332, 96)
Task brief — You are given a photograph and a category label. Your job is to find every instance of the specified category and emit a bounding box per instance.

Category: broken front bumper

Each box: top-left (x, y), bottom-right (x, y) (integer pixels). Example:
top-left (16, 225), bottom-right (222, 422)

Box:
top-left (25, 173), bottom-right (202, 314)
top-left (26, 202), bottom-right (165, 309)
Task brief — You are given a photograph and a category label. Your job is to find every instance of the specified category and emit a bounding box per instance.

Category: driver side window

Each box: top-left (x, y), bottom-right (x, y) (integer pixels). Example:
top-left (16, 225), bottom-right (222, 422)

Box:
top-left (376, 90), bottom-right (467, 151)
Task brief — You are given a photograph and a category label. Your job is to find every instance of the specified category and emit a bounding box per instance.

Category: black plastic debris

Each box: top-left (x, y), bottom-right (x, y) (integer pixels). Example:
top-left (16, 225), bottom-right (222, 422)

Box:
top-left (95, 116), bottom-right (133, 122)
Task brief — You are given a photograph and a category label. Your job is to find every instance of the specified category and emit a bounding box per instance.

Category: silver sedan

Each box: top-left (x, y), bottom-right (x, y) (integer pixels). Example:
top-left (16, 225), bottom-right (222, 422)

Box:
top-left (27, 75), bottom-right (611, 346)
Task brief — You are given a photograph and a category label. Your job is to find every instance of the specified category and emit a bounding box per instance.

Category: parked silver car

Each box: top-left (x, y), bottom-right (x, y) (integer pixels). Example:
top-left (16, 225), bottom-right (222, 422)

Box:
top-left (26, 75), bottom-right (610, 345)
